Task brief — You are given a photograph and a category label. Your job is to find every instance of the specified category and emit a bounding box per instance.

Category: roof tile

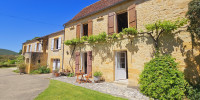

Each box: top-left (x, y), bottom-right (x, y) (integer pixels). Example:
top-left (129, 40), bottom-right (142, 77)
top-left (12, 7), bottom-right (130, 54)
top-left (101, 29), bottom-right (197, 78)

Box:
top-left (65, 0), bottom-right (126, 25)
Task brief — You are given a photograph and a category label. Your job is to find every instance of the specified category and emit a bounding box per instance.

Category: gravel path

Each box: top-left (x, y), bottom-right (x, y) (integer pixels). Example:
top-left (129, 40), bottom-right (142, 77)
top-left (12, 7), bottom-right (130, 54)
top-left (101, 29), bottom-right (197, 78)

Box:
top-left (53, 76), bottom-right (149, 100)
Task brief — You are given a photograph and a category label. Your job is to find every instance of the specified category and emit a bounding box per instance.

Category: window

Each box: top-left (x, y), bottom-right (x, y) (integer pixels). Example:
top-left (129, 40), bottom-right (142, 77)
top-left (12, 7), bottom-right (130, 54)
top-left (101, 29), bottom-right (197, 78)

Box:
top-left (117, 12), bottom-right (128, 33)
top-left (28, 45), bottom-right (31, 52)
top-left (83, 24), bottom-right (88, 36)
top-left (54, 38), bottom-right (59, 50)
top-left (51, 37), bottom-right (61, 51)
top-left (38, 60), bottom-right (41, 63)
top-left (53, 59), bottom-right (60, 70)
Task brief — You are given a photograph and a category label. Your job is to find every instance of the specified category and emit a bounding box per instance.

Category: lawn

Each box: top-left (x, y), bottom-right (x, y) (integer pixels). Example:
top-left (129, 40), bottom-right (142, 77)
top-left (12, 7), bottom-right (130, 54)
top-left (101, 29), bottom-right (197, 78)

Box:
top-left (35, 80), bottom-right (127, 100)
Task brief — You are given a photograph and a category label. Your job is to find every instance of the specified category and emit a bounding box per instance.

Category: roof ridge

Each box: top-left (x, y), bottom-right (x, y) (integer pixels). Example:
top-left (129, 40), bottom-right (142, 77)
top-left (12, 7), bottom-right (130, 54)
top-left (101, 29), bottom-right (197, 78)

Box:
top-left (64, 0), bottom-right (127, 25)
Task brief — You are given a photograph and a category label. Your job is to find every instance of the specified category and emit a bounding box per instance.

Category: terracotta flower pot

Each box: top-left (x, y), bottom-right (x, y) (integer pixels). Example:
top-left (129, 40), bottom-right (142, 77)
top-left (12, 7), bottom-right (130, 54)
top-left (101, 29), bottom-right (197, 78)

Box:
top-left (19, 69), bottom-right (25, 75)
top-left (54, 73), bottom-right (60, 77)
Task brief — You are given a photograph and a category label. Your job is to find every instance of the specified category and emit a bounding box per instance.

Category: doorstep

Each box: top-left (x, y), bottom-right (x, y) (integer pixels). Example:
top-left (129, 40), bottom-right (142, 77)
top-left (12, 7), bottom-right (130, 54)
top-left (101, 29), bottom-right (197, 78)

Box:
top-left (114, 79), bottom-right (129, 88)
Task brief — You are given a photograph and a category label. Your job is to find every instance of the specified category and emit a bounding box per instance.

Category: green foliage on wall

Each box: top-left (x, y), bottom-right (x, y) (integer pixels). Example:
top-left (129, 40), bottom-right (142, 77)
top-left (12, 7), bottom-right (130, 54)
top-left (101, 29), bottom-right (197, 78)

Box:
top-left (64, 27), bottom-right (138, 46)
top-left (186, 0), bottom-right (200, 38)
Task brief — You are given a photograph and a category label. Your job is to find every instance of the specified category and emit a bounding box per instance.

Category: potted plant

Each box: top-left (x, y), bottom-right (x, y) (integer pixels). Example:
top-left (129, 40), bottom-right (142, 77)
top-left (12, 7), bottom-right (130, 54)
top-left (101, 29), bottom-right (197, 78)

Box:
top-left (93, 71), bottom-right (102, 83)
top-left (53, 68), bottom-right (60, 77)
top-left (18, 63), bottom-right (26, 75)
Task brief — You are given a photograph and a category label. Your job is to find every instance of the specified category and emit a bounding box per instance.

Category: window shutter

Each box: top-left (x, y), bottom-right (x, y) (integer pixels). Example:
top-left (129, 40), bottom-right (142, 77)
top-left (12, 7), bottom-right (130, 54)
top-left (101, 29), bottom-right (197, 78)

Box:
top-left (26, 45), bottom-right (29, 52)
top-left (88, 19), bottom-right (93, 36)
top-left (51, 39), bottom-right (54, 50)
top-left (38, 43), bottom-right (41, 52)
top-left (76, 24), bottom-right (81, 39)
top-left (34, 43), bottom-right (37, 52)
top-left (128, 4), bottom-right (137, 28)
top-left (53, 60), bottom-right (56, 70)
top-left (87, 51), bottom-right (92, 78)
top-left (58, 37), bottom-right (62, 50)
top-left (75, 52), bottom-right (80, 73)
top-left (108, 12), bottom-right (115, 35)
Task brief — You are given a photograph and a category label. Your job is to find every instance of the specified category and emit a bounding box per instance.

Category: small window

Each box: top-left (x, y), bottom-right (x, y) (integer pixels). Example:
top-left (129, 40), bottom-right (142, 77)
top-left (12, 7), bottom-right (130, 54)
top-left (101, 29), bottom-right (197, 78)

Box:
top-left (117, 12), bottom-right (128, 33)
top-left (54, 38), bottom-right (59, 50)
top-left (28, 45), bottom-right (31, 52)
top-left (38, 60), bottom-right (41, 63)
top-left (83, 24), bottom-right (88, 36)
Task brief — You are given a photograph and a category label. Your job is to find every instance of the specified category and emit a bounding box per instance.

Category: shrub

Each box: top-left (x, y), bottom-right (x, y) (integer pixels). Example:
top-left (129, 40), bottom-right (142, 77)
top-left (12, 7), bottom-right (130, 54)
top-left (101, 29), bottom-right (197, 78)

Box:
top-left (30, 66), bottom-right (50, 74)
top-left (122, 27), bottom-right (138, 35)
top-left (93, 71), bottom-right (103, 77)
top-left (38, 66), bottom-right (50, 74)
top-left (15, 55), bottom-right (24, 64)
top-left (67, 73), bottom-right (74, 77)
top-left (18, 63), bottom-right (26, 70)
top-left (139, 55), bottom-right (186, 100)
top-left (185, 82), bottom-right (200, 100)
top-left (9, 60), bottom-right (16, 64)
top-left (30, 70), bottom-right (42, 74)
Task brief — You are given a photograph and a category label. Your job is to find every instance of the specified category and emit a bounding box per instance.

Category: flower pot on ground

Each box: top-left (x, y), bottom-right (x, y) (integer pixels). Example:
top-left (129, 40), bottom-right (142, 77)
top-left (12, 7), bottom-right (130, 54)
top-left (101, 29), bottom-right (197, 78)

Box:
top-left (18, 63), bottom-right (26, 75)
top-left (53, 68), bottom-right (60, 77)
top-left (93, 71), bottom-right (102, 83)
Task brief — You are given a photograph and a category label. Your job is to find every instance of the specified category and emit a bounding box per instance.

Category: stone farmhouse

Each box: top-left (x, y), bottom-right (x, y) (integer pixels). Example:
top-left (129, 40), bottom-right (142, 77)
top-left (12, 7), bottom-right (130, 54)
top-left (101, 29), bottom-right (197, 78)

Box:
top-left (22, 0), bottom-right (200, 87)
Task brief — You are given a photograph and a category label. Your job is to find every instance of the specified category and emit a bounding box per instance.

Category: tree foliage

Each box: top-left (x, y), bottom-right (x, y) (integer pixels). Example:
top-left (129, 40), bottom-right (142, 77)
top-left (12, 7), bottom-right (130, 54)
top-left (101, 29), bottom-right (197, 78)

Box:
top-left (139, 55), bottom-right (186, 100)
top-left (186, 0), bottom-right (200, 38)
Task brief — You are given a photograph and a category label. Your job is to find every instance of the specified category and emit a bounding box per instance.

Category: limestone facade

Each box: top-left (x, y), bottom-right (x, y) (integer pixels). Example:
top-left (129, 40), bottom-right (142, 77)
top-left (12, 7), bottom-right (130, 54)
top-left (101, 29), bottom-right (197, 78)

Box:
top-left (63, 0), bottom-right (200, 86)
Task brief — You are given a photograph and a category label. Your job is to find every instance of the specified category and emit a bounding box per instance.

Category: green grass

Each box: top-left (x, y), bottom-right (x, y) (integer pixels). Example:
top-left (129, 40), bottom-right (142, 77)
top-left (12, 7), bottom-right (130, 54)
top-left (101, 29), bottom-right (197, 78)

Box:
top-left (35, 80), bottom-right (127, 100)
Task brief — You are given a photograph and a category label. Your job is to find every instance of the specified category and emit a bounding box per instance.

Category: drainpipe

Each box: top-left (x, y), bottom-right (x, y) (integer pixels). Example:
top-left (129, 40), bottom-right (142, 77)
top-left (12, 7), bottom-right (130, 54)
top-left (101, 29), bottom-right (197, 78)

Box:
top-left (61, 25), bottom-right (65, 70)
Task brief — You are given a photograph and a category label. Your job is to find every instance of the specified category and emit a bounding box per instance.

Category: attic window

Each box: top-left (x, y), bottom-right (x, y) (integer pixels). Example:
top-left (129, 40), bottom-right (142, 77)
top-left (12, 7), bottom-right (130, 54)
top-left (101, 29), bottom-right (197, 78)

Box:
top-left (83, 24), bottom-right (88, 36)
top-left (117, 12), bottom-right (128, 33)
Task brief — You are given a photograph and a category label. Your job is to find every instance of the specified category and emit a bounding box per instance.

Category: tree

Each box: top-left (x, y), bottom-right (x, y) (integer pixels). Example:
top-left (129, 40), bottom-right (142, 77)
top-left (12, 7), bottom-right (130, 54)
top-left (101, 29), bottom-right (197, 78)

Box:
top-left (144, 18), bottom-right (187, 53)
top-left (19, 49), bottom-right (22, 54)
top-left (186, 0), bottom-right (200, 38)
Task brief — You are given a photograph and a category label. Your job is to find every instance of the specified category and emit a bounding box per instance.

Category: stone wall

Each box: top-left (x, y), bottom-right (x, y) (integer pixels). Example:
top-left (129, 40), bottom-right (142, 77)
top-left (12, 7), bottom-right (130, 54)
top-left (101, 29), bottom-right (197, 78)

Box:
top-left (63, 0), bottom-right (199, 86)
top-left (47, 32), bottom-right (64, 72)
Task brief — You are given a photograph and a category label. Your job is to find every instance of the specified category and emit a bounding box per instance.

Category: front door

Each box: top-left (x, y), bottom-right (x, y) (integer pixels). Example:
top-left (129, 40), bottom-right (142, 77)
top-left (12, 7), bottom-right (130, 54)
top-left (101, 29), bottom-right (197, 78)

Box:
top-left (115, 51), bottom-right (127, 81)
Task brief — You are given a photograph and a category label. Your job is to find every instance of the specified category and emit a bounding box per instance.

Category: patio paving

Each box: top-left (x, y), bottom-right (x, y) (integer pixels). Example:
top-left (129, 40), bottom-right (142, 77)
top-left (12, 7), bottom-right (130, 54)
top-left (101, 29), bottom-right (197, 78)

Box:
top-left (53, 76), bottom-right (149, 100)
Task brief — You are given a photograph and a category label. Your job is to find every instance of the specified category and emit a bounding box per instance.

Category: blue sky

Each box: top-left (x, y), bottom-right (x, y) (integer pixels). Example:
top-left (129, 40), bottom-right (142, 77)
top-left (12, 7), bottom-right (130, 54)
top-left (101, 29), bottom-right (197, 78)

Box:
top-left (0, 0), bottom-right (99, 52)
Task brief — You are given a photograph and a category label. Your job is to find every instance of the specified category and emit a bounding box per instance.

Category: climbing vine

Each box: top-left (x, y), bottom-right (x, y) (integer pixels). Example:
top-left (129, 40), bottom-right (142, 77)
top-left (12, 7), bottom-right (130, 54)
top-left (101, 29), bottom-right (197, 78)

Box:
top-left (65, 18), bottom-right (187, 54)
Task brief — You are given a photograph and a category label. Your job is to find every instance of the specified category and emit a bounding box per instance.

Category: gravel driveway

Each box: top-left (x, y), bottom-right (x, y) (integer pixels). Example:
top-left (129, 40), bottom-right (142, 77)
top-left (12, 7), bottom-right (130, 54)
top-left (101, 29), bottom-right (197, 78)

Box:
top-left (53, 76), bottom-right (149, 100)
top-left (0, 68), bottom-right (51, 100)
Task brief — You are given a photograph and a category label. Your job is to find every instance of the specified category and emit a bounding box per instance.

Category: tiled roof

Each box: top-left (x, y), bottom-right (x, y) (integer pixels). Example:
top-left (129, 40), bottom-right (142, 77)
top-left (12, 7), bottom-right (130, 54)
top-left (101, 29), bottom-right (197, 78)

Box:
top-left (64, 0), bottom-right (127, 25)
top-left (23, 30), bottom-right (64, 44)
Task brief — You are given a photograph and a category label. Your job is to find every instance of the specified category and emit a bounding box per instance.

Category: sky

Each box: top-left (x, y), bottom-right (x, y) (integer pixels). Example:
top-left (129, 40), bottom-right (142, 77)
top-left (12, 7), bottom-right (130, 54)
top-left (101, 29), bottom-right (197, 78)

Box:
top-left (0, 0), bottom-right (99, 53)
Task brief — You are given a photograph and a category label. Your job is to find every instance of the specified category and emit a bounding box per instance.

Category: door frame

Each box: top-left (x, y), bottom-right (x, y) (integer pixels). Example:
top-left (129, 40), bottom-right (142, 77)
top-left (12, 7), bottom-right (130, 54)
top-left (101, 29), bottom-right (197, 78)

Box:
top-left (115, 51), bottom-right (128, 81)
top-left (80, 52), bottom-right (88, 74)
